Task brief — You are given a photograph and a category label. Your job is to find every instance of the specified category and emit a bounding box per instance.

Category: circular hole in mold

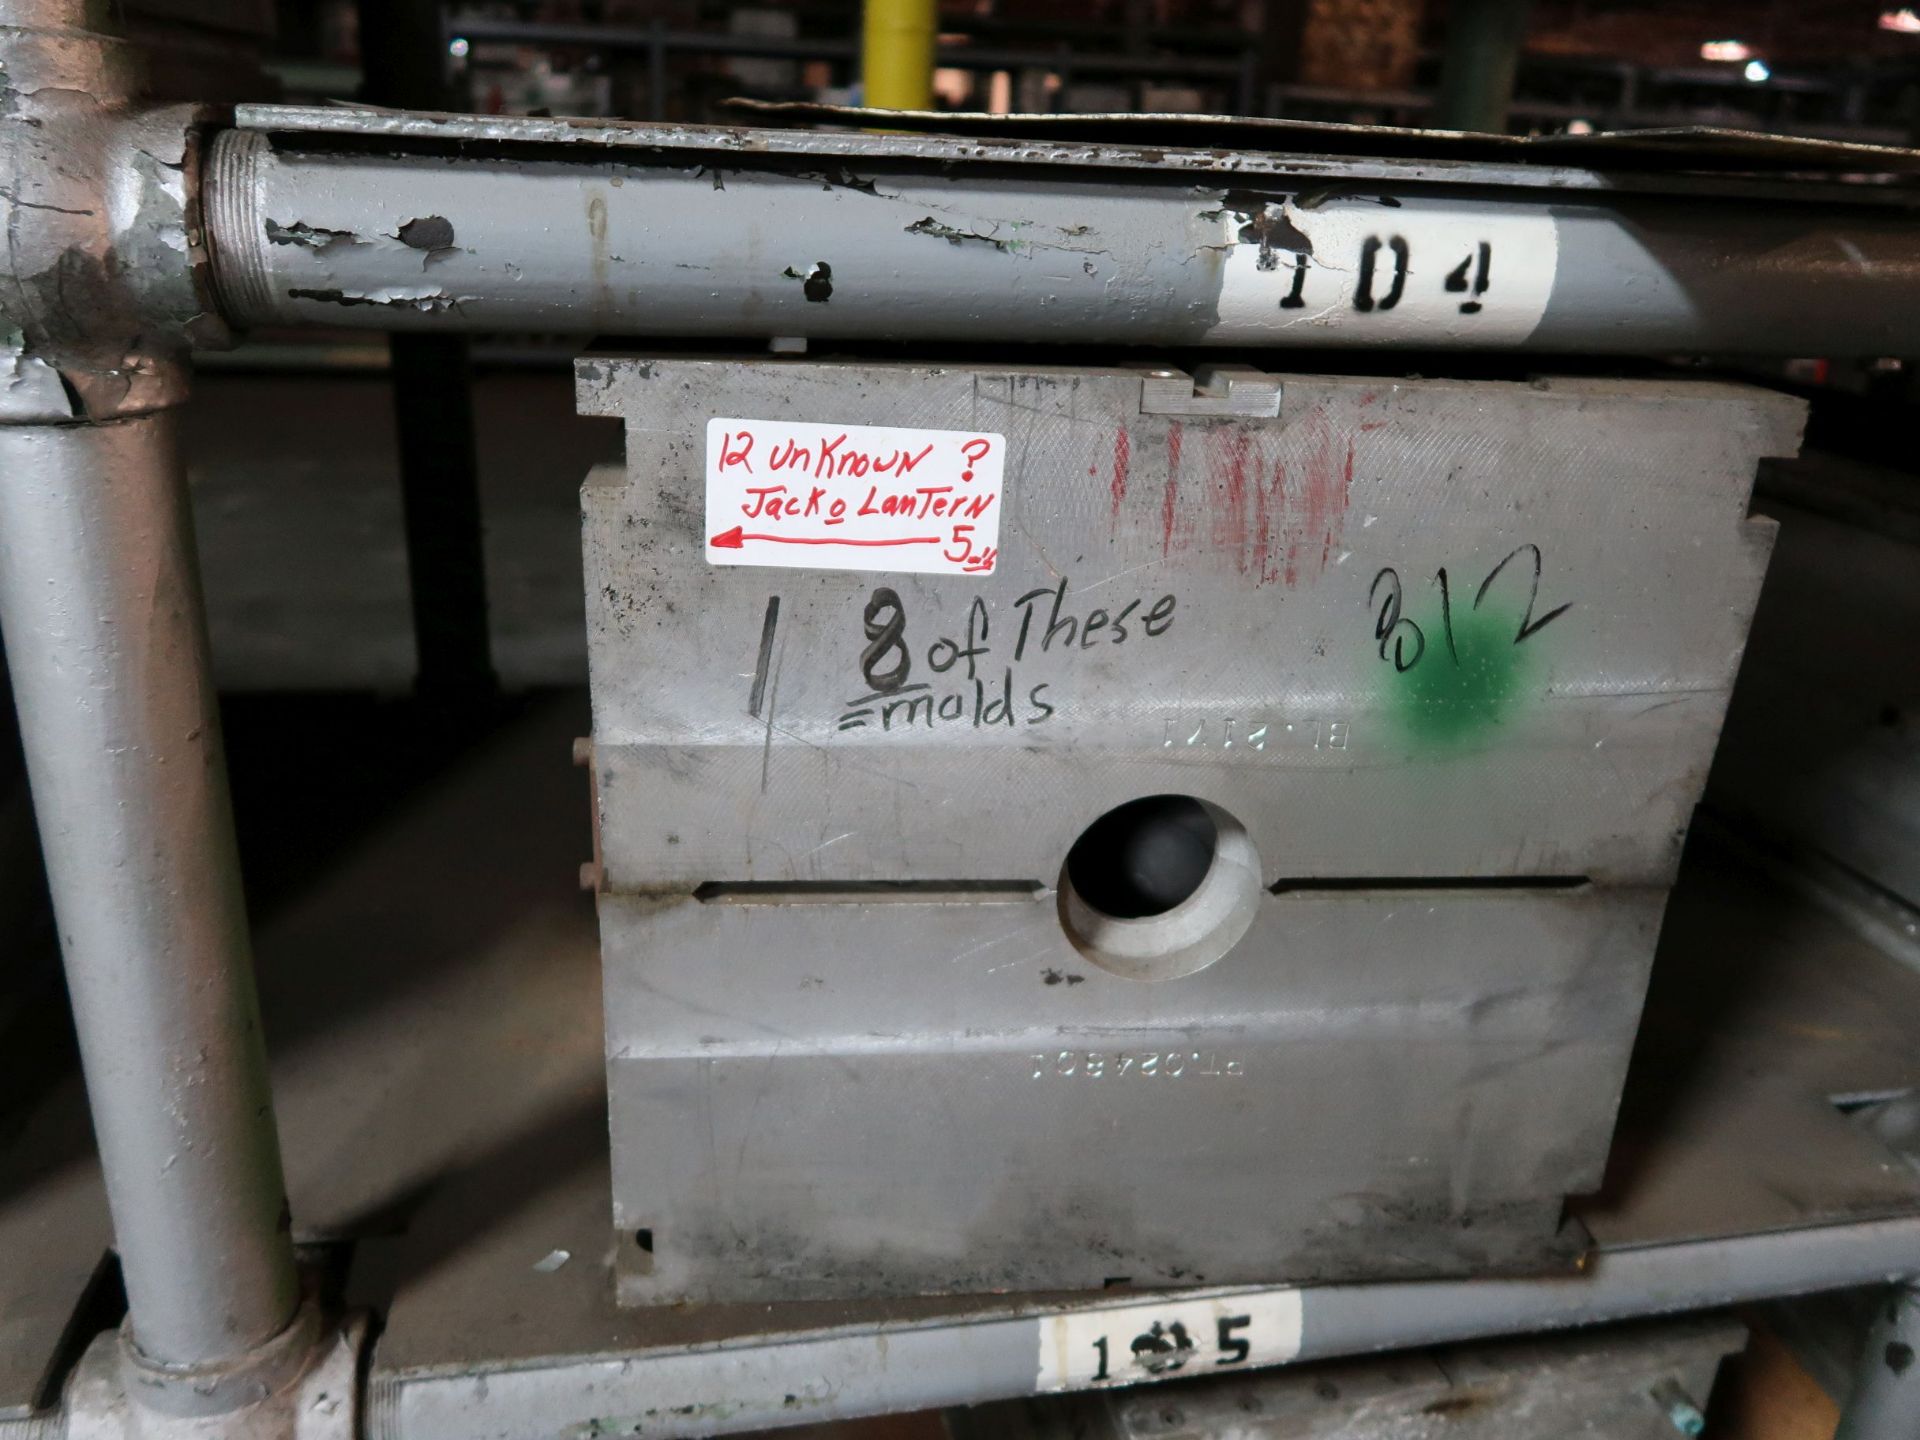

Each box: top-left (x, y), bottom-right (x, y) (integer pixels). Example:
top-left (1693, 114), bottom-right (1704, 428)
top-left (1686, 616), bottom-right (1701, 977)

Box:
top-left (1060, 795), bottom-right (1262, 981)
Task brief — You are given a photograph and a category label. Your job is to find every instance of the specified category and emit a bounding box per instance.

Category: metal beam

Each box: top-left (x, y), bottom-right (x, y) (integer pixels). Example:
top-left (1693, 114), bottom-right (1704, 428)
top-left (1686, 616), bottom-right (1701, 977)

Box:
top-left (368, 1219), bottom-right (1920, 1439)
top-left (203, 116), bottom-right (1920, 357)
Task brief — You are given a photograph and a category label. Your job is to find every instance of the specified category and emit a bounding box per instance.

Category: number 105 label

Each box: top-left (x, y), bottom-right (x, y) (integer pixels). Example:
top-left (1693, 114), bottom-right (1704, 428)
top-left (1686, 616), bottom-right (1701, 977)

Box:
top-left (1036, 1290), bottom-right (1303, 1391)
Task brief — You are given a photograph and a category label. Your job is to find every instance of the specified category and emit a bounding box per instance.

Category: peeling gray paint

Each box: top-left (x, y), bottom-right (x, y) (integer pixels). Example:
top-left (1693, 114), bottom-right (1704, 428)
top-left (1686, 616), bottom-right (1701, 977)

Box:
top-left (903, 216), bottom-right (1011, 251)
top-left (265, 219), bottom-right (362, 253)
top-left (287, 285), bottom-right (471, 314)
top-left (1197, 192), bottom-right (1317, 271)
top-left (792, 168), bottom-right (889, 198)
top-left (780, 262), bottom-right (833, 302)
top-left (397, 215), bottom-right (456, 250)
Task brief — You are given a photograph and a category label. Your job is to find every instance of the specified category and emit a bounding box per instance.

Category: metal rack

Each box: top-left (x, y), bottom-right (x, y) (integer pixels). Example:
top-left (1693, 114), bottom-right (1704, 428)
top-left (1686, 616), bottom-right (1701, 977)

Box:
top-left (5, 701), bottom-right (1919, 1437)
top-left (3, 4), bottom-right (1920, 1435)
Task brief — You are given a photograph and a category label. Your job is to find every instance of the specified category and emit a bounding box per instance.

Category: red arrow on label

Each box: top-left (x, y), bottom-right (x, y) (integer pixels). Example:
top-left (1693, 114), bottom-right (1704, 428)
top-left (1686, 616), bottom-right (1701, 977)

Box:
top-left (710, 526), bottom-right (942, 550)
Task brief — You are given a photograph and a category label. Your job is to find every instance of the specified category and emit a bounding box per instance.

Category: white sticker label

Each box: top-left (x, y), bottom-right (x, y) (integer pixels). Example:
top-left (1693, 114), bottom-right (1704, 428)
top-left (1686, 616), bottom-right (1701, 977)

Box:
top-left (1035, 1290), bottom-right (1303, 1392)
top-left (1214, 199), bottom-right (1558, 346)
top-left (705, 417), bottom-right (1005, 575)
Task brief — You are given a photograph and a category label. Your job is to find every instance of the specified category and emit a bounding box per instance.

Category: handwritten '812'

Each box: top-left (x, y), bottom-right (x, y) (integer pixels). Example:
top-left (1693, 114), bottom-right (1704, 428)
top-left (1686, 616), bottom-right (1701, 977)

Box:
top-left (1368, 543), bottom-right (1571, 673)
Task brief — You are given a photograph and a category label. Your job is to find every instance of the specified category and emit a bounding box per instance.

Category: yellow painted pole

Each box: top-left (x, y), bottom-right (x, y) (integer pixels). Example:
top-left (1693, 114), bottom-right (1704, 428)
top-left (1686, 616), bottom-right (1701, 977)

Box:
top-left (862, 0), bottom-right (936, 111)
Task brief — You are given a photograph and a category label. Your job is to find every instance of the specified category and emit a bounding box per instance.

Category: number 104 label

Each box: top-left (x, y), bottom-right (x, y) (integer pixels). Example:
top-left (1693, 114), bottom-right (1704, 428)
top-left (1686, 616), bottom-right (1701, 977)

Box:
top-left (1036, 1290), bottom-right (1303, 1391)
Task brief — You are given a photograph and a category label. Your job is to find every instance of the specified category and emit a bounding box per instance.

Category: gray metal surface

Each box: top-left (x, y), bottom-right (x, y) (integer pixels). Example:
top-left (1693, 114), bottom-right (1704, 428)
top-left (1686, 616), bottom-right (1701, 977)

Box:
top-left (603, 886), bottom-right (1649, 1303)
top-left (204, 113), bottom-right (1920, 355)
top-left (0, 406), bottom-right (299, 1378)
top-left (582, 356), bottom-right (1795, 1304)
top-left (957, 1314), bottom-right (1746, 1438)
top-left (581, 359), bottom-right (1795, 890)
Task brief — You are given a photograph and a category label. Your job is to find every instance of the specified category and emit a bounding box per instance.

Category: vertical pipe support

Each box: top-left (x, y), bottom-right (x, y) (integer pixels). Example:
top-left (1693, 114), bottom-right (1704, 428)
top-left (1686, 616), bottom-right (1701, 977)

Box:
top-left (648, 19), bottom-right (670, 121)
top-left (388, 333), bottom-right (499, 702)
top-left (0, 4), bottom-right (319, 1417)
top-left (0, 380), bottom-right (307, 1411)
top-left (1433, 0), bottom-right (1531, 134)
top-left (355, 0), bottom-right (500, 705)
top-left (862, 0), bottom-right (936, 111)
top-left (1838, 1281), bottom-right (1920, 1440)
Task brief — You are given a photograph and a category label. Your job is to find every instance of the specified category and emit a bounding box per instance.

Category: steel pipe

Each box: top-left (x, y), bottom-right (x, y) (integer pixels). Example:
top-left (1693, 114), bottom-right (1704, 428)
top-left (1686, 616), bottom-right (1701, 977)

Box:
top-left (204, 121), bottom-right (1920, 356)
top-left (0, 404), bottom-right (299, 1377)
top-left (0, 3), bottom-right (317, 1421)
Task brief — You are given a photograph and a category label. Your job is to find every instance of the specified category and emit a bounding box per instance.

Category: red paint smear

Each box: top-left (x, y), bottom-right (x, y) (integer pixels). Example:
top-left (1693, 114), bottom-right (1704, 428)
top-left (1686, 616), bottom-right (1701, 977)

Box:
top-left (1253, 458), bottom-right (1275, 585)
top-left (1282, 451), bottom-right (1297, 587)
top-left (1162, 422), bottom-right (1182, 556)
top-left (1216, 428), bottom-right (1251, 561)
top-left (1194, 426), bottom-right (1288, 584)
top-left (1323, 439), bottom-right (1353, 567)
top-left (1265, 403), bottom-right (1351, 590)
top-left (1158, 414), bottom-right (1352, 586)
top-left (1282, 412), bottom-right (1319, 588)
top-left (1302, 418), bottom-right (1332, 588)
top-left (1111, 426), bottom-right (1130, 517)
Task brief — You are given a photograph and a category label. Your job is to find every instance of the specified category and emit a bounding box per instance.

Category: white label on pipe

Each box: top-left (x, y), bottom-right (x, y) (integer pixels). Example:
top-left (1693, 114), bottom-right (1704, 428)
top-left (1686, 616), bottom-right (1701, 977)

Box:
top-left (1213, 199), bottom-right (1558, 346)
top-left (705, 417), bottom-right (1005, 576)
top-left (1035, 1289), bottom-right (1304, 1392)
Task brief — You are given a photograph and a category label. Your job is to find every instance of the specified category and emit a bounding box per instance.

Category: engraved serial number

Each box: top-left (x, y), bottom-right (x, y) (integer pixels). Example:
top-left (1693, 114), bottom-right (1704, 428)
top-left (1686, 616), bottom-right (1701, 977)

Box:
top-left (1031, 1050), bottom-right (1246, 1080)
top-left (1162, 716), bottom-right (1349, 752)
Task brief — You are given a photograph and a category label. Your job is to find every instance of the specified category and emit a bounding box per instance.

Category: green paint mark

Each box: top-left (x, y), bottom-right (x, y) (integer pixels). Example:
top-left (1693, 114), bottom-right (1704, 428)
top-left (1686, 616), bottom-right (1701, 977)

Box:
top-left (1391, 600), bottom-right (1536, 746)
